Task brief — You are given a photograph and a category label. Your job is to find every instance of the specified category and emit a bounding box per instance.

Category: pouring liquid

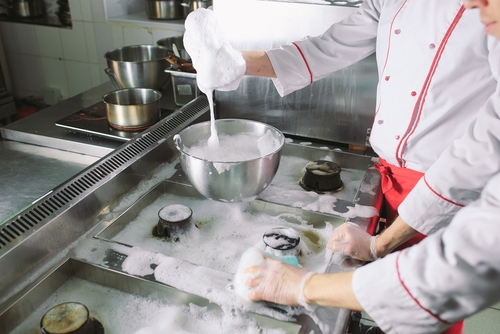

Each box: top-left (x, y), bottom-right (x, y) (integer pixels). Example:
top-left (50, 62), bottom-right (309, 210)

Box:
top-left (206, 89), bottom-right (219, 151)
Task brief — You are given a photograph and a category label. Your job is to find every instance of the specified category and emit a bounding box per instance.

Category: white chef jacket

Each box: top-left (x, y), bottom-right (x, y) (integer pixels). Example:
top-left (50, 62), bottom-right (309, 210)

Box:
top-left (265, 0), bottom-right (500, 173)
top-left (399, 86), bottom-right (500, 235)
top-left (352, 172), bottom-right (500, 334)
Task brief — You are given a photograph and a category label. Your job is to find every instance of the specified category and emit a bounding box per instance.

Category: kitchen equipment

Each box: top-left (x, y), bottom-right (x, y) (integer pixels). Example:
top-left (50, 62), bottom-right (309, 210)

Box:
top-left (0, 94), bottom-right (381, 333)
top-left (165, 69), bottom-right (199, 106)
top-left (40, 302), bottom-right (101, 334)
top-left (103, 88), bottom-right (162, 131)
top-left (145, 0), bottom-right (183, 19)
top-left (174, 119), bottom-right (285, 202)
top-left (158, 36), bottom-right (199, 106)
top-left (10, 0), bottom-right (46, 18)
top-left (156, 36), bottom-right (190, 60)
top-left (54, 100), bottom-right (174, 142)
top-left (181, 0), bottom-right (212, 18)
top-left (104, 44), bottom-right (171, 90)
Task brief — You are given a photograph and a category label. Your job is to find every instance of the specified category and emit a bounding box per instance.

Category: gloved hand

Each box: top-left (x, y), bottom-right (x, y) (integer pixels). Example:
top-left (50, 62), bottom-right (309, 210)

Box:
top-left (327, 222), bottom-right (378, 261)
top-left (244, 255), bottom-right (315, 307)
top-left (183, 8), bottom-right (246, 93)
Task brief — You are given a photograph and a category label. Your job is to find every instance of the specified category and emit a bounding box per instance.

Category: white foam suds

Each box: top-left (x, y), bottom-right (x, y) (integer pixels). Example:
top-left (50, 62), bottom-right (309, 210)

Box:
top-left (184, 8), bottom-right (246, 152)
top-left (257, 155), bottom-right (378, 218)
top-left (184, 130), bottom-right (281, 163)
top-left (112, 162), bottom-right (179, 212)
top-left (111, 193), bottom-right (334, 275)
top-left (10, 275), bottom-right (285, 334)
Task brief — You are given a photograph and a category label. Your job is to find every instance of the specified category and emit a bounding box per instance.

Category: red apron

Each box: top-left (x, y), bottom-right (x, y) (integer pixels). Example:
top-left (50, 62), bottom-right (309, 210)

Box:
top-left (375, 158), bottom-right (464, 334)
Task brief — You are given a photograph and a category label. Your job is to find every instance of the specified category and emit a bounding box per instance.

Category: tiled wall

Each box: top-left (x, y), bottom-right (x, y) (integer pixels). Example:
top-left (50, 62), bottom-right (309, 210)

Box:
top-left (0, 0), bottom-right (184, 102)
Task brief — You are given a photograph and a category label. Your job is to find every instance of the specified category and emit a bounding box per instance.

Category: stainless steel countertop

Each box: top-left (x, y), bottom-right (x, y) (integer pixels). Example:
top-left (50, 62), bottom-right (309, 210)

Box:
top-left (1, 82), bottom-right (125, 158)
top-left (0, 80), bottom-right (177, 225)
top-left (0, 140), bottom-right (99, 223)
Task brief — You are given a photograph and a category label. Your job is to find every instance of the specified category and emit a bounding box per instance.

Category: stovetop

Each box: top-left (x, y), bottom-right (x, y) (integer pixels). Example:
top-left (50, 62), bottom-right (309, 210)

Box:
top-left (55, 101), bottom-right (175, 142)
top-left (2, 96), bottom-right (382, 333)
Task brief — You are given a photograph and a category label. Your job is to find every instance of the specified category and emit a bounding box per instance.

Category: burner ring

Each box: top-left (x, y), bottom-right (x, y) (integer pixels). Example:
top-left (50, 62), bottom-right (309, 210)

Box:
top-left (155, 204), bottom-right (194, 240)
top-left (40, 302), bottom-right (103, 334)
top-left (299, 160), bottom-right (343, 193)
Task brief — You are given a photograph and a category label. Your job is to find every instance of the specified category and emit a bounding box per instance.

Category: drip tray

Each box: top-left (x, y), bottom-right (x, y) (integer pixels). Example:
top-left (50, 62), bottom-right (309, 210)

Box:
top-left (93, 180), bottom-right (347, 275)
top-left (2, 258), bottom-right (302, 334)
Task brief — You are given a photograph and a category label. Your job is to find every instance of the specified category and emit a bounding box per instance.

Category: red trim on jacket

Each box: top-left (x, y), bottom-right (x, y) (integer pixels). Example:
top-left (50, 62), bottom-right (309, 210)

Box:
top-left (292, 42), bottom-right (313, 84)
top-left (395, 251), bottom-right (451, 325)
top-left (423, 175), bottom-right (465, 207)
top-left (395, 6), bottom-right (466, 167)
top-left (375, 0), bottom-right (409, 116)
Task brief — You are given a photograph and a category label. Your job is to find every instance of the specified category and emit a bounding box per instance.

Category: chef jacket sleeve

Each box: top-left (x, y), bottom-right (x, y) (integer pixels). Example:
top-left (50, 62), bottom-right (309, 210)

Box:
top-left (398, 36), bottom-right (500, 236)
top-left (352, 172), bottom-right (500, 334)
top-left (265, 0), bottom-right (380, 96)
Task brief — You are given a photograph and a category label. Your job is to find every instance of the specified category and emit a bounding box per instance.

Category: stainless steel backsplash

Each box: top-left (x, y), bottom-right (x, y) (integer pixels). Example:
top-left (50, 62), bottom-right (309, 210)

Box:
top-left (214, 0), bottom-right (378, 146)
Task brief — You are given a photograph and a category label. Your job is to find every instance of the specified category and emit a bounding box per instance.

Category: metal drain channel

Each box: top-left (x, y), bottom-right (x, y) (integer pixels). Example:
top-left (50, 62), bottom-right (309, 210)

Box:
top-left (0, 96), bottom-right (209, 256)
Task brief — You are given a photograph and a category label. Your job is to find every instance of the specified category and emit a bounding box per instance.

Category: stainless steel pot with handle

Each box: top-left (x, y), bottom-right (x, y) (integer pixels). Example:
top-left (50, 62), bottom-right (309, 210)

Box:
top-left (104, 44), bottom-right (171, 90)
top-left (103, 88), bottom-right (162, 131)
top-left (145, 0), bottom-right (183, 19)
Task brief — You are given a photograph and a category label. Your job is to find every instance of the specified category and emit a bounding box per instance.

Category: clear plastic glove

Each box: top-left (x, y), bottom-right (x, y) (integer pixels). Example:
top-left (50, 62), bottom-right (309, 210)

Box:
top-left (327, 222), bottom-right (378, 261)
top-left (244, 255), bottom-right (315, 307)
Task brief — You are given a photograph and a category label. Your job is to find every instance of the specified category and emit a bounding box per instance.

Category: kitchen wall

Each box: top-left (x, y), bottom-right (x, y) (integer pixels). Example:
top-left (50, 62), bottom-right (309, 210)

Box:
top-left (0, 0), bottom-right (185, 103)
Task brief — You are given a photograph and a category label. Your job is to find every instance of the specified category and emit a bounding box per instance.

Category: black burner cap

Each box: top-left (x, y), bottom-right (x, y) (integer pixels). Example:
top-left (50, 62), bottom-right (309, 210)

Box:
top-left (299, 160), bottom-right (343, 193)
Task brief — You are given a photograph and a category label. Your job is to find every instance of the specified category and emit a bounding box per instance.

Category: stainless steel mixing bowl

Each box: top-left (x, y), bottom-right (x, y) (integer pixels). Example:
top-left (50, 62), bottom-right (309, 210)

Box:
top-left (174, 119), bottom-right (285, 202)
top-left (104, 44), bottom-right (171, 90)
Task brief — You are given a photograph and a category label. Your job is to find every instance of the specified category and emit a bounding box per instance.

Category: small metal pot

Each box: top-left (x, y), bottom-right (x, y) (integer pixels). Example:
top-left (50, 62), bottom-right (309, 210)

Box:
top-left (104, 44), bottom-right (171, 90)
top-left (145, 0), bottom-right (183, 20)
top-left (103, 88), bottom-right (162, 131)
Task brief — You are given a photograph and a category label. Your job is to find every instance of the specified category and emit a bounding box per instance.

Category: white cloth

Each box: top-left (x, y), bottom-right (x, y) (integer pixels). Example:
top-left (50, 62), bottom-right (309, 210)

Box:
top-left (353, 172), bottom-right (500, 334)
top-left (265, 0), bottom-right (500, 173)
top-left (399, 87), bottom-right (500, 235)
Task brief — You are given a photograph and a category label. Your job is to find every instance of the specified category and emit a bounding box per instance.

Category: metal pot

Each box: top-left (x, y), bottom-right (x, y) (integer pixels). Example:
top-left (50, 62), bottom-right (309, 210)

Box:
top-left (103, 88), bottom-right (162, 131)
top-left (145, 0), bottom-right (183, 20)
top-left (104, 44), bottom-right (171, 90)
top-left (181, 0), bottom-right (212, 18)
top-left (12, 0), bottom-right (45, 18)
top-left (174, 119), bottom-right (285, 202)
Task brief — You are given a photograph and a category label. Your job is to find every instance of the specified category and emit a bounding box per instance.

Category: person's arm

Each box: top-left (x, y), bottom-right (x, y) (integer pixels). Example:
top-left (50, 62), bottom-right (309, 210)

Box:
top-left (242, 51), bottom-right (276, 78)
top-left (303, 271), bottom-right (362, 311)
top-left (373, 216), bottom-right (418, 256)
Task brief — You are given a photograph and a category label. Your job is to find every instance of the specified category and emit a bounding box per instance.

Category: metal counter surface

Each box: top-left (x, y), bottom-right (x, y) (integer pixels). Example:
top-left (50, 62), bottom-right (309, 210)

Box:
top-left (0, 82), bottom-right (124, 158)
top-left (0, 140), bottom-right (99, 224)
top-left (0, 81), bottom-right (178, 225)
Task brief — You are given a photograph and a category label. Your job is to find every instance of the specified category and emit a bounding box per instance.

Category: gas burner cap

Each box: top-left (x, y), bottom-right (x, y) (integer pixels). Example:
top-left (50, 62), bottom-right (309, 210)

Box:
top-left (154, 204), bottom-right (194, 241)
top-left (40, 302), bottom-right (104, 334)
top-left (299, 160), bottom-right (343, 193)
top-left (263, 227), bottom-right (301, 258)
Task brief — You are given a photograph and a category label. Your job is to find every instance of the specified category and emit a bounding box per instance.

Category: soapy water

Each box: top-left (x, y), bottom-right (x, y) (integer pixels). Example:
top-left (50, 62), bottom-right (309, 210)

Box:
top-left (10, 275), bottom-right (286, 334)
top-left (184, 130), bottom-right (281, 163)
top-left (259, 155), bottom-right (379, 218)
top-left (111, 191), bottom-right (336, 275)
